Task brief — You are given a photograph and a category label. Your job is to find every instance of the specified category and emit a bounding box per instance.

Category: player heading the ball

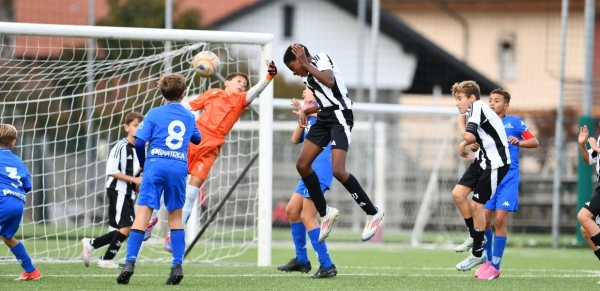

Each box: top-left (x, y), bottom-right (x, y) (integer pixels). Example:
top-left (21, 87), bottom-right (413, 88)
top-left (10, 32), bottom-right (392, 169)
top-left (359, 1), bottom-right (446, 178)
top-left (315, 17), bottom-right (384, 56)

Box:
top-left (283, 43), bottom-right (383, 243)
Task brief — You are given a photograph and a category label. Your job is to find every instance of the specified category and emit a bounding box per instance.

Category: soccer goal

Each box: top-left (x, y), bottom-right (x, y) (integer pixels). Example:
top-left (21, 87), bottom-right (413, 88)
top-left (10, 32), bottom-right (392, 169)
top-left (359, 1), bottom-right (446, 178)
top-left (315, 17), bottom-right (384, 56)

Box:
top-left (0, 22), bottom-right (273, 266)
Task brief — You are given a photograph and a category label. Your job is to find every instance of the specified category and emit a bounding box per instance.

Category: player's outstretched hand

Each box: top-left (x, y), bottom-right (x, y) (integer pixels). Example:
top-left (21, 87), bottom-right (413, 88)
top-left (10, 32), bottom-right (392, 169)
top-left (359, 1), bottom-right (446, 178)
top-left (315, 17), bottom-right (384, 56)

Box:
top-left (579, 125), bottom-right (589, 145)
top-left (507, 136), bottom-right (520, 147)
top-left (589, 137), bottom-right (598, 150)
top-left (290, 98), bottom-right (304, 111)
top-left (267, 60), bottom-right (277, 77)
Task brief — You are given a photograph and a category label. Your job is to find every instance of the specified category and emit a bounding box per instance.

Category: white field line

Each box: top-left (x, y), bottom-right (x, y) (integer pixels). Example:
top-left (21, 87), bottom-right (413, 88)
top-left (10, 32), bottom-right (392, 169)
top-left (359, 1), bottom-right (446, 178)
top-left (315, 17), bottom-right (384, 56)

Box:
top-left (0, 273), bottom-right (598, 278)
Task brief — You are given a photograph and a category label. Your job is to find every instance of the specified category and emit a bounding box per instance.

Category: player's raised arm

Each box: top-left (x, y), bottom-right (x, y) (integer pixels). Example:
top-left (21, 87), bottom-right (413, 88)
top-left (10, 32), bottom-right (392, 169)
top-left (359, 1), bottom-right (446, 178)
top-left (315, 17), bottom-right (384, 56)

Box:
top-left (245, 61), bottom-right (277, 104)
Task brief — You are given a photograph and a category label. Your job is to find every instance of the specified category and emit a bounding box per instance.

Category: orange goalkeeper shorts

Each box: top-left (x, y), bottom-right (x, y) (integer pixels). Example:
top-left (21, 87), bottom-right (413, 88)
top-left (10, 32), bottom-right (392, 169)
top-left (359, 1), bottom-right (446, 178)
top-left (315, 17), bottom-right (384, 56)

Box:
top-left (188, 134), bottom-right (225, 180)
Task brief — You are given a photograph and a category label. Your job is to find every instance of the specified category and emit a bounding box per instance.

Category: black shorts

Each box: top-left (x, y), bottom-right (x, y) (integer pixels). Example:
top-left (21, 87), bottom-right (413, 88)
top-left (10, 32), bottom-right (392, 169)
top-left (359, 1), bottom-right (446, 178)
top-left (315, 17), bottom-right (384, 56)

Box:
top-left (583, 185), bottom-right (600, 220)
top-left (107, 188), bottom-right (135, 229)
top-left (305, 109), bottom-right (354, 151)
top-left (457, 162), bottom-right (509, 204)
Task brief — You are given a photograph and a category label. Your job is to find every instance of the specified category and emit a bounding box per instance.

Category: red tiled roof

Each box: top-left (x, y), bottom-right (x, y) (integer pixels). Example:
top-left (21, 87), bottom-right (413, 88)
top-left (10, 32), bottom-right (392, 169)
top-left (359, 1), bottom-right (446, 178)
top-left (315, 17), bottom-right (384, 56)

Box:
top-left (11, 0), bottom-right (259, 57)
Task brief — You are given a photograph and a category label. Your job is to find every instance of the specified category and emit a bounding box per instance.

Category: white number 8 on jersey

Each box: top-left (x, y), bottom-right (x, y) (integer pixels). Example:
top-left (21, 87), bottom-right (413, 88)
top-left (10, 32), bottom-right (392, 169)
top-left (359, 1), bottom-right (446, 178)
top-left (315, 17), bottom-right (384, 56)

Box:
top-left (166, 120), bottom-right (186, 150)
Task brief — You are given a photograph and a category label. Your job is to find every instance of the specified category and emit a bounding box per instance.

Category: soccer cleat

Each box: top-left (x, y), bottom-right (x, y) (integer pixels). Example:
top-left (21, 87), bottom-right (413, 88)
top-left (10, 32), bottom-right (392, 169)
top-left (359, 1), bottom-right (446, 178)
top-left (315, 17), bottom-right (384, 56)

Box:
top-left (477, 265), bottom-right (500, 280)
top-left (318, 207), bottom-right (340, 243)
top-left (310, 264), bottom-right (337, 279)
top-left (474, 260), bottom-right (491, 278)
top-left (361, 207), bottom-right (384, 241)
top-left (165, 264), bottom-right (184, 285)
top-left (81, 238), bottom-right (94, 267)
top-left (98, 258), bottom-right (121, 269)
top-left (456, 252), bottom-right (488, 271)
top-left (143, 216), bottom-right (159, 241)
top-left (14, 269), bottom-right (42, 281)
top-left (116, 261), bottom-right (135, 285)
top-left (164, 232), bottom-right (172, 253)
top-left (276, 258), bottom-right (312, 273)
top-left (454, 235), bottom-right (487, 253)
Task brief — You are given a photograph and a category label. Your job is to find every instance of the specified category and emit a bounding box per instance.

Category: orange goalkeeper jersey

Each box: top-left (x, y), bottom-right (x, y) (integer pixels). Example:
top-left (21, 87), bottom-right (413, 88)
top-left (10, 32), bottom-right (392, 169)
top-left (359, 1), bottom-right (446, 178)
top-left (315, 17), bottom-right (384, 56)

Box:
top-left (189, 88), bottom-right (249, 137)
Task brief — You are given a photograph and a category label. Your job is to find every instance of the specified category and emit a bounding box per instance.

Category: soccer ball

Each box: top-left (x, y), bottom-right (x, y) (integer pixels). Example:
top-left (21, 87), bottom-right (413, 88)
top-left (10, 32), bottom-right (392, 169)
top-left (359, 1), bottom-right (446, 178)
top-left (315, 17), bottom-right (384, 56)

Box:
top-left (192, 51), bottom-right (220, 78)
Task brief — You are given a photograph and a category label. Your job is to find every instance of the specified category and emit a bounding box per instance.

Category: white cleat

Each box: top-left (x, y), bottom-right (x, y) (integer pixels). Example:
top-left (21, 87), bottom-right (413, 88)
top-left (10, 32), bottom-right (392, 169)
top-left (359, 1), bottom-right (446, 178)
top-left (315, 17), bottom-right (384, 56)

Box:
top-left (98, 259), bottom-right (121, 269)
top-left (456, 253), bottom-right (488, 271)
top-left (361, 207), bottom-right (384, 241)
top-left (454, 235), bottom-right (487, 253)
top-left (81, 238), bottom-right (94, 267)
top-left (317, 207), bottom-right (340, 243)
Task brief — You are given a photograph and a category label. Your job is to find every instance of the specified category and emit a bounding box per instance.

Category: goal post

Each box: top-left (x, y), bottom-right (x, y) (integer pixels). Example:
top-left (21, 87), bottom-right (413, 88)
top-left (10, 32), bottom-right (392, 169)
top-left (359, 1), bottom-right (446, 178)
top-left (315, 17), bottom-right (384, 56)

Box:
top-left (0, 22), bottom-right (273, 265)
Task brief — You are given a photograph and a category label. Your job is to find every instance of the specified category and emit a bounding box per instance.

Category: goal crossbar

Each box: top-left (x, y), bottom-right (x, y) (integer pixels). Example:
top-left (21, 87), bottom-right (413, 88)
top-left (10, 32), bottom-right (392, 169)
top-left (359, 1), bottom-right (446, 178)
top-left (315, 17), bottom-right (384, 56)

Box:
top-left (0, 21), bottom-right (273, 44)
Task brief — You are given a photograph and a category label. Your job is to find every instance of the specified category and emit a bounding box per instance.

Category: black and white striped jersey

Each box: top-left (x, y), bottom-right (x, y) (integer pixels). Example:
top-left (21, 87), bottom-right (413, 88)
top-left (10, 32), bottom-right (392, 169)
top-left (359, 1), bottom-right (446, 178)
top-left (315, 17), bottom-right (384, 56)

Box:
top-left (587, 136), bottom-right (600, 182)
top-left (466, 100), bottom-right (511, 170)
top-left (303, 53), bottom-right (352, 111)
top-left (105, 138), bottom-right (140, 195)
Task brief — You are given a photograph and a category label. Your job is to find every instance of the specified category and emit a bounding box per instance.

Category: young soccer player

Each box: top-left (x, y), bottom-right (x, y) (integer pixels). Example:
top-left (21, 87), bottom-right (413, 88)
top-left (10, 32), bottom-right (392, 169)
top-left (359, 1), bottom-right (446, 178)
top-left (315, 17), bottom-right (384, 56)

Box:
top-left (283, 44), bottom-right (383, 243)
top-left (144, 61), bottom-right (278, 252)
top-left (81, 112), bottom-right (143, 269)
top-left (576, 124), bottom-right (600, 284)
top-left (0, 123), bottom-right (42, 281)
top-left (451, 81), bottom-right (510, 271)
top-left (469, 89), bottom-right (539, 280)
top-left (277, 87), bottom-right (337, 278)
top-left (116, 74), bottom-right (201, 285)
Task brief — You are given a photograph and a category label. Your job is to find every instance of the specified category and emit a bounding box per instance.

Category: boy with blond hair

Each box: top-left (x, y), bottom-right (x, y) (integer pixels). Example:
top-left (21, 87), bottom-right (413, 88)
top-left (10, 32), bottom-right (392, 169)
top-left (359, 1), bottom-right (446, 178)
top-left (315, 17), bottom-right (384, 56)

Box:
top-left (451, 81), bottom-right (510, 272)
top-left (117, 74), bottom-right (201, 285)
top-left (81, 111), bottom-right (144, 269)
top-left (0, 123), bottom-right (42, 281)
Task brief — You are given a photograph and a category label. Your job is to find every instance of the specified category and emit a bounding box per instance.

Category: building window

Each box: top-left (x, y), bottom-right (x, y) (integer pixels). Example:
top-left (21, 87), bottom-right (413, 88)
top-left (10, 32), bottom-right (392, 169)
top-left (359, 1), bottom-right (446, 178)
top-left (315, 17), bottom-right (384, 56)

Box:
top-left (283, 5), bottom-right (294, 38)
top-left (498, 32), bottom-right (516, 80)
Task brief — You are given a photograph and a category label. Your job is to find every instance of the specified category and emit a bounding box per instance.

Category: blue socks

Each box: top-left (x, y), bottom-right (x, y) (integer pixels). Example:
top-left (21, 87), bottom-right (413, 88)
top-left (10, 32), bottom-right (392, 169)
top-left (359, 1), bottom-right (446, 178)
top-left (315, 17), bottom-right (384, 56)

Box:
top-left (170, 229), bottom-right (185, 267)
top-left (10, 242), bottom-right (35, 273)
top-left (290, 222), bottom-right (308, 264)
top-left (308, 228), bottom-right (332, 269)
top-left (491, 236), bottom-right (507, 270)
top-left (125, 229), bottom-right (144, 263)
top-left (484, 229), bottom-right (493, 261)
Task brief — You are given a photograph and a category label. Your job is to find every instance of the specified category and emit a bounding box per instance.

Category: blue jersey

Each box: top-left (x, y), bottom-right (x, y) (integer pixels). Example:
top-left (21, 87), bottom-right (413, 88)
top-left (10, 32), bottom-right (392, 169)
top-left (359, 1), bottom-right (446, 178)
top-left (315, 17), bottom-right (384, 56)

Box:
top-left (502, 115), bottom-right (528, 169)
top-left (135, 103), bottom-right (200, 164)
top-left (302, 116), bottom-right (332, 187)
top-left (0, 149), bottom-right (32, 203)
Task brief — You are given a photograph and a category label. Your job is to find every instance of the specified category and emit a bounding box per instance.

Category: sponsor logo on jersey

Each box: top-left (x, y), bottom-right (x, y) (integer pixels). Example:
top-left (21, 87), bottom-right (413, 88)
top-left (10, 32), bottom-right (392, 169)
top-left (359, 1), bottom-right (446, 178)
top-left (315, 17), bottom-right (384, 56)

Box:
top-left (150, 148), bottom-right (185, 160)
top-left (2, 189), bottom-right (25, 202)
top-left (505, 123), bottom-right (514, 129)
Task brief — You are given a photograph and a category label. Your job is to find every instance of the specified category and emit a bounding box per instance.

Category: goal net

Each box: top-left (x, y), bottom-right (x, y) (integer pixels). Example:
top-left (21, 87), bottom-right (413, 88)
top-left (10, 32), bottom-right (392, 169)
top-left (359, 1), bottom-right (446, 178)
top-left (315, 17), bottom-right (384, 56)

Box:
top-left (0, 22), bottom-right (273, 264)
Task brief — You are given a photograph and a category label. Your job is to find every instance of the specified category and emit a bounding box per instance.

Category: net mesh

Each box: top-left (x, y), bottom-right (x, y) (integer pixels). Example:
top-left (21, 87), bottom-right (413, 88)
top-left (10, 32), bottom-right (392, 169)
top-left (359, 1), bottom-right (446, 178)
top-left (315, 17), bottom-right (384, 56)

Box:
top-left (0, 34), bottom-right (262, 262)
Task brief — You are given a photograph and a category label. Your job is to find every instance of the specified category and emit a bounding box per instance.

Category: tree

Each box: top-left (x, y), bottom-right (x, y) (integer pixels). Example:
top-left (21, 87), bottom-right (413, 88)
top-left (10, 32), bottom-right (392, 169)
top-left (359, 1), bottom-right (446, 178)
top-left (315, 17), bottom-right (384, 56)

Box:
top-left (0, 0), bottom-right (15, 58)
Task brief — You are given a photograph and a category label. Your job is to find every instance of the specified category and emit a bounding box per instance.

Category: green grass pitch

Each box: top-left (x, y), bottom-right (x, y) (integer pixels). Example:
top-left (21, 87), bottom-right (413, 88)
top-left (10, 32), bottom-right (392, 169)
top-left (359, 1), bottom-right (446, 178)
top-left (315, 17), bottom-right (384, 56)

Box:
top-left (1, 243), bottom-right (599, 291)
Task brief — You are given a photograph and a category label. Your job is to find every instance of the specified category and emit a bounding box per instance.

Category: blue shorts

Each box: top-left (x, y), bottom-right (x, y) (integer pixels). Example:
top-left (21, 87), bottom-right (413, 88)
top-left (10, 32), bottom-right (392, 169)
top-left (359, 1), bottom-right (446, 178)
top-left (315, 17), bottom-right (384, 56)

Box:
top-left (0, 197), bottom-right (24, 239)
top-left (294, 180), bottom-right (330, 198)
top-left (485, 167), bottom-right (519, 212)
top-left (138, 158), bottom-right (188, 212)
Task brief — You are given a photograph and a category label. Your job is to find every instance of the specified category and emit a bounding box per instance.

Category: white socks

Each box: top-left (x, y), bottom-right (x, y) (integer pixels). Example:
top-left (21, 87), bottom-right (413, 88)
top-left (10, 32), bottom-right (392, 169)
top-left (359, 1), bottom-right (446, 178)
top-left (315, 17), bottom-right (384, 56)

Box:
top-left (182, 185), bottom-right (200, 226)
